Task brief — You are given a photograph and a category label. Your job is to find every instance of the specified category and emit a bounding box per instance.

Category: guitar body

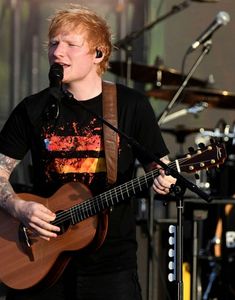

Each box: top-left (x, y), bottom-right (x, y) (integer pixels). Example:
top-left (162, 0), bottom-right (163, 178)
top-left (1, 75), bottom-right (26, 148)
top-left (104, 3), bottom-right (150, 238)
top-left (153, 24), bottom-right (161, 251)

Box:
top-left (0, 182), bottom-right (108, 290)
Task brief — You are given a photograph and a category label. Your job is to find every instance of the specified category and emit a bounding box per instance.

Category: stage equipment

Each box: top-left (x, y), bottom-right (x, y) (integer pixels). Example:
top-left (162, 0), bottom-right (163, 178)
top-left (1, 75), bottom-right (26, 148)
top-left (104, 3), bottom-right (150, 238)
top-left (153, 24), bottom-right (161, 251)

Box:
top-left (147, 86), bottom-right (235, 110)
top-left (109, 61), bottom-right (207, 87)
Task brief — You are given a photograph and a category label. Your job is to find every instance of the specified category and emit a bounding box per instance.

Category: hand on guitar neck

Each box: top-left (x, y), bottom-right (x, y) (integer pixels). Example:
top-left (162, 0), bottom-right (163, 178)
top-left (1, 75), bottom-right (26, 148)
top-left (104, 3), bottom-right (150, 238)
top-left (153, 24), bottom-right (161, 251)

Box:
top-left (146, 155), bottom-right (176, 195)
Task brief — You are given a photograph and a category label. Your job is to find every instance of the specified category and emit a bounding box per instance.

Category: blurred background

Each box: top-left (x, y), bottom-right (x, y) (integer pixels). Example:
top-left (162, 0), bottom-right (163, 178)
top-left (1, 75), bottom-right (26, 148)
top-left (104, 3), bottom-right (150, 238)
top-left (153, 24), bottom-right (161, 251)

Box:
top-left (0, 0), bottom-right (235, 299)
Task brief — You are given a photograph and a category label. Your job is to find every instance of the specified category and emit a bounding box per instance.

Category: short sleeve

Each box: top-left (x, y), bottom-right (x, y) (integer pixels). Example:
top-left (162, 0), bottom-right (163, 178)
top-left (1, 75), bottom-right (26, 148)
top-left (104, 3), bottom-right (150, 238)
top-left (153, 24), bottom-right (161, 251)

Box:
top-left (0, 102), bottom-right (31, 160)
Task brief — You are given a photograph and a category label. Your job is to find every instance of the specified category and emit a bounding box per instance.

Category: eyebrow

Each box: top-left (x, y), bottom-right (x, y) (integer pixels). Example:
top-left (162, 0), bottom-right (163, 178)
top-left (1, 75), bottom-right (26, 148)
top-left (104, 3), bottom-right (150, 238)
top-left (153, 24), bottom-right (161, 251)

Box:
top-left (51, 37), bottom-right (85, 46)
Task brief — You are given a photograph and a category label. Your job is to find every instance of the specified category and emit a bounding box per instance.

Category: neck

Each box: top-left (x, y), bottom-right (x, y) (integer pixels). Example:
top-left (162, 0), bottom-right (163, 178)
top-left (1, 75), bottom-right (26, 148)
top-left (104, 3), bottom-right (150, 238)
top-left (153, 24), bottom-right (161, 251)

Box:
top-left (64, 76), bottom-right (102, 101)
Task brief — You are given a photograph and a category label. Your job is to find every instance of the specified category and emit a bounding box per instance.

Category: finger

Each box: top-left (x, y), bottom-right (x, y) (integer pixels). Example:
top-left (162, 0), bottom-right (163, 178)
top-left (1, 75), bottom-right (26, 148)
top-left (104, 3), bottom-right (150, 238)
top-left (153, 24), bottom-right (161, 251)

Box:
top-left (29, 223), bottom-right (59, 238)
top-left (26, 228), bottom-right (51, 241)
top-left (37, 206), bottom-right (56, 220)
top-left (31, 206), bottom-right (59, 230)
top-left (154, 187), bottom-right (167, 195)
top-left (29, 217), bottom-right (60, 234)
top-left (39, 210), bottom-right (58, 224)
top-left (25, 226), bottom-right (57, 241)
top-left (153, 177), bottom-right (168, 189)
top-left (153, 183), bottom-right (168, 194)
top-left (153, 179), bottom-right (171, 194)
top-left (156, 174), bottom-right (176, 189)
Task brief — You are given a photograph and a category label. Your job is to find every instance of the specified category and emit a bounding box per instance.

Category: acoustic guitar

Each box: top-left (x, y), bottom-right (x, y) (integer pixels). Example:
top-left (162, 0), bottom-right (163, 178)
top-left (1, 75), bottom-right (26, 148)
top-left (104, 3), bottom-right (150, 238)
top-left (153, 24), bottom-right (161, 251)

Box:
top-left (0, 141), bottom-right (226, 290)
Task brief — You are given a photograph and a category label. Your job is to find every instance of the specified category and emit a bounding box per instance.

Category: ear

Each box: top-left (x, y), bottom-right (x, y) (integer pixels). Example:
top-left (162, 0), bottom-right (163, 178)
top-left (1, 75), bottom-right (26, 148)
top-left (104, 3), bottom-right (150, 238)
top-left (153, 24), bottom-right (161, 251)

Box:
top-left (95, 49), bottom-right (103, 58)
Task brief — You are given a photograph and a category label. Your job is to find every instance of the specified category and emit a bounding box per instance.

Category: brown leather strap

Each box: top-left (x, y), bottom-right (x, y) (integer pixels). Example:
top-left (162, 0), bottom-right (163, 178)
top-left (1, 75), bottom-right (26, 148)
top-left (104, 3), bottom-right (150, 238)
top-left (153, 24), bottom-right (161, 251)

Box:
top-left (102, 81), bottom-right (118, 184)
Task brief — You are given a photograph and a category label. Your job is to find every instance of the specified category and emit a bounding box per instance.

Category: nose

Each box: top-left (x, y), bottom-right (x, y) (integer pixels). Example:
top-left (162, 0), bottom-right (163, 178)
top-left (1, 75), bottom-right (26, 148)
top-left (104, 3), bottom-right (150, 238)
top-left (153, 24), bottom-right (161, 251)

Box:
top-left (50, 42), bottom-right (65, 60)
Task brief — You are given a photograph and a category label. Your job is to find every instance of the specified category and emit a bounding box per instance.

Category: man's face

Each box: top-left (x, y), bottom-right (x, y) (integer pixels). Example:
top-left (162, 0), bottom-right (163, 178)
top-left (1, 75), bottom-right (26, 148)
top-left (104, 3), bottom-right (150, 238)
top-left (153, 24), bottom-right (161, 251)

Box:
top-left (48, 30), bottom-right (98, 84)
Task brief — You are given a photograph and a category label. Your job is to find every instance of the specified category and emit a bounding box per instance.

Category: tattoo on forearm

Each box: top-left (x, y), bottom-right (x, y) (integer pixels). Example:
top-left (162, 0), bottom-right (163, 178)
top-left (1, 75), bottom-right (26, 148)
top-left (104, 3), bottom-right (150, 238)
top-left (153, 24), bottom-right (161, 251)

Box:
top-left (0, 154), bottom-right (20, 211)
top-left (0, 177), bottom-right (16, 210)
top-left (0, 154), bottom-right (19, 175)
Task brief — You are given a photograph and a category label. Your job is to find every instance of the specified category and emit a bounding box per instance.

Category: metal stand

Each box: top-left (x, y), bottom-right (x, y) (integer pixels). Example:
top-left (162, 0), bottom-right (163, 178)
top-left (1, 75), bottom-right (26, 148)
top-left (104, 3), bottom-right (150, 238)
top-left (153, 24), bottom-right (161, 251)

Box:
top-left (192, 209), bottom-right (208, 300)
top-left (114, 1), bottom-right (190, 88)
top-left (174, 184), bottom-right (187, 300)
top-left (147, 188), bottom-right (155, 300)
top-left (158, 40), bottom-right (212, 126)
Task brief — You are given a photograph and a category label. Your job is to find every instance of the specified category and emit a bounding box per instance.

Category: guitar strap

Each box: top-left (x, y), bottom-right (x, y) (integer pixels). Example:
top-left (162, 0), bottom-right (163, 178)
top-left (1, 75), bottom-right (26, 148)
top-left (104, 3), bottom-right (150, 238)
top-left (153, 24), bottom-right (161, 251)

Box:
top-left (102, 81), bottom-right (118, 185)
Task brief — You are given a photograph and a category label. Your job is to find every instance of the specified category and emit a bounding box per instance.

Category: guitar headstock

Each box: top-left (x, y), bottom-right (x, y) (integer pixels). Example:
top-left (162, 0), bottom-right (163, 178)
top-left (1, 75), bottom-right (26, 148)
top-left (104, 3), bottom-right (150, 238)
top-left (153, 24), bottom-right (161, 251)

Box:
top-left (178, 141), bottom-right (227, 173)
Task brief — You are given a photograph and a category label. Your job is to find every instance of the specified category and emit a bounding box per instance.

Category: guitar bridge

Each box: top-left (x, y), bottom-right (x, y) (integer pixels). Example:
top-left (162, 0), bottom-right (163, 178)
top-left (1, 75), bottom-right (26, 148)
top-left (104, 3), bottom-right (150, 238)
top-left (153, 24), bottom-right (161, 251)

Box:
top-left (22, 225), bottom-right (31, 248)
top-left (19, 224), bottom-right (34, 261)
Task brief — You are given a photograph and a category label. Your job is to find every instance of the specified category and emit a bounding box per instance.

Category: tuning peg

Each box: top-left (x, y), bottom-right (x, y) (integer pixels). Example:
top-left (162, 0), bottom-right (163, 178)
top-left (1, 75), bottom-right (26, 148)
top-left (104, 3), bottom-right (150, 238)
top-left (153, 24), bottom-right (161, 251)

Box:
top-left (198, 143), bottom-right (206, 149)
top-left (188, 146), bottom-right (195, 154)
top-left (210, 138), bottom-right (215, 144)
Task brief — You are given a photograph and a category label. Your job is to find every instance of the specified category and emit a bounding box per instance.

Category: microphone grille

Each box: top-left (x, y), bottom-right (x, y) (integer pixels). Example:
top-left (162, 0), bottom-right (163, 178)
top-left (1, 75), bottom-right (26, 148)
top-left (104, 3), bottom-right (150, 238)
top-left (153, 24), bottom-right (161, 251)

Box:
top-left (49, 63), bottom-right (64, 88)
top-left (49, 63), bottom-right (63, 80)
top-left (217, 11), bottom-right (230, 25)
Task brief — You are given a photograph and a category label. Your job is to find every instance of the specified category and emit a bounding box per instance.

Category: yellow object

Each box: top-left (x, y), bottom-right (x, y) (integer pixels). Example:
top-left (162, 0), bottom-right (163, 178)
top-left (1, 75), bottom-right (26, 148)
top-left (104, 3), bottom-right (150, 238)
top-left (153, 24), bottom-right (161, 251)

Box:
top-left (183, 262), bottom-right (191, 300)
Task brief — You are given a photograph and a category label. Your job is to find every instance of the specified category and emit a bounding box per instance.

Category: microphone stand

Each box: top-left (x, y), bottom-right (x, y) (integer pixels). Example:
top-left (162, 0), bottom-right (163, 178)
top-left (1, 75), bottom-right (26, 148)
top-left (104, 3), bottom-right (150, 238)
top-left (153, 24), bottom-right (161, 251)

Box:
top-left (61, 89), bottom-right (211, 300)
top-left (157, 40), bottom-right (212, 126)
top-left (155, 39), bottom-right (212, 300)
top-left (114, 0), bottom-right (190, 86)
top-left (115, 1), bottom-right (190, 50)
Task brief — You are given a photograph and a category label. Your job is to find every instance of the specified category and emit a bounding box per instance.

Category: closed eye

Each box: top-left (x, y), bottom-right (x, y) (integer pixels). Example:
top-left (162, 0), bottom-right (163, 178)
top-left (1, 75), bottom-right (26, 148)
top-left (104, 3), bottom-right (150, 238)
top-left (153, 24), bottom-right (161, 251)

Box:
top-left (68, 43), bottom-right (79, 47)
top-left (68, 42), bottom-right (83, 48)
top-left (49, 41), bottom-right (59, 48)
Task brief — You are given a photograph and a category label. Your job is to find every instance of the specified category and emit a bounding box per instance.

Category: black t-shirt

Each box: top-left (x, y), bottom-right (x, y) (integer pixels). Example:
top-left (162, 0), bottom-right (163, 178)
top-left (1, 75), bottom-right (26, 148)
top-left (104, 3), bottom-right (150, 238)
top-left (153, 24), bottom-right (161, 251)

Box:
top-left (0, 83), bottom-right (168, 274)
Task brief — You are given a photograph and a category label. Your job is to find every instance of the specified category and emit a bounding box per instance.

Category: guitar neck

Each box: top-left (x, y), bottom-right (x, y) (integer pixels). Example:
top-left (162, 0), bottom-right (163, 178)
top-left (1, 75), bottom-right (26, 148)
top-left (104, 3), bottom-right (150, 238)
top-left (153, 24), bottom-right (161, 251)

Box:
top-left (52, 141), bottom-right (226, 227)
top-left (67, 168), bottom-right (161, 224)
top-left (55, 160), bottom-right (180, 226)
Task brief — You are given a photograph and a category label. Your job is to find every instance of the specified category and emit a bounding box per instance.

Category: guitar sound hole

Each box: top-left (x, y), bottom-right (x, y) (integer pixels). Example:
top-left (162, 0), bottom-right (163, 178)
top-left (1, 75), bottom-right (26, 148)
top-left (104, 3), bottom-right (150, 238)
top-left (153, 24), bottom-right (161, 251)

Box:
top-left (54, 210), bottom-right (71, 235)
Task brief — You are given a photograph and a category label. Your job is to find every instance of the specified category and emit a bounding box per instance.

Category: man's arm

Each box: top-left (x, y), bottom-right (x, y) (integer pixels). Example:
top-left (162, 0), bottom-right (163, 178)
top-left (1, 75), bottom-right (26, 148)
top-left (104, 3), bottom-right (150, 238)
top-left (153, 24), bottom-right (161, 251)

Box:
top-left (0, 153), bottom-right (60, 240)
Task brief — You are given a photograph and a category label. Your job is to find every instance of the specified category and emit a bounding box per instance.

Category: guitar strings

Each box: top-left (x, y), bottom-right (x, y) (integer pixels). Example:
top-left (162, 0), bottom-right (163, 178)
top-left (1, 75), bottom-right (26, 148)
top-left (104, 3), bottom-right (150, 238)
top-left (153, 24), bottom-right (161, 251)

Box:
top-left (52, 155), bottom-right (207, 226)
top-left (52, 156), bottom-right (213, 226)
top-left (52, 166), bottom-right (161, 225)
top-left (52, 169), bottom-right (156, 225)
top-left (53, 155), bottom-right (213, 226)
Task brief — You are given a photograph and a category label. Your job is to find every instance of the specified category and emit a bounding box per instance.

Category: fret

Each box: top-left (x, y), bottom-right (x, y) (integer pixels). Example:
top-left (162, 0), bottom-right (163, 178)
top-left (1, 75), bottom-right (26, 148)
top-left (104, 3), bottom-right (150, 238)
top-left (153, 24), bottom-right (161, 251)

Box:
top-left (144, 175), bottom-right (148, 187)
top-left (131, 180), bottom-right (135, 193)
top-left (103, 193), bottom-right (108, 209)
top-left (119, 186), bottom-right (124, 200)
top-left (95, 199), bottom-right (101, 212)
top-left (104, 192), bottom-right (109, 207)
top-left (83, 208), bottom-right (89, 220)
top-left (137, 177), bottom-right (142, 191)
top-left (114, 188), bottom-right (118, 204)
top-left (80, 208), bottom-right (86, 221)
top-left (126, 183), bottom-right (130, 198)
top-left (89, 202), bottom-right (96, 216)
top-left (108, 190), bottom-right (113, 206)
top-left (69, 207), bottom-right (76, 224)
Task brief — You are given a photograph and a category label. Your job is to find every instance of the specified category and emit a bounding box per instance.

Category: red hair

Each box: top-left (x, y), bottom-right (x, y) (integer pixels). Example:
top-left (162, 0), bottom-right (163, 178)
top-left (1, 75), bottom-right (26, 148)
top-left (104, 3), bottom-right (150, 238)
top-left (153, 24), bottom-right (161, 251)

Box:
top-left (48, 5), bottom-right (113, 75)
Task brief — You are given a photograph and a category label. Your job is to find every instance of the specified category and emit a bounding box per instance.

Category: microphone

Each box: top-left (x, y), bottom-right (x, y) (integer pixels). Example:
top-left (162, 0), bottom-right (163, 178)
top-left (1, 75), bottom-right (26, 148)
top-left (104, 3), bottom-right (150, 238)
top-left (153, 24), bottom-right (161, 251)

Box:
top-left (48, 63), bottom-right (64, 119)
top-left (48, 63), bottom-right (63, 88)
top-left (187, 11), bottom-right (230, 53)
